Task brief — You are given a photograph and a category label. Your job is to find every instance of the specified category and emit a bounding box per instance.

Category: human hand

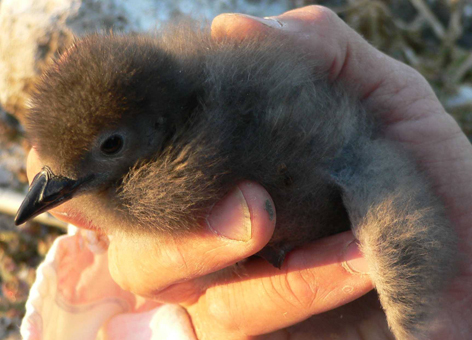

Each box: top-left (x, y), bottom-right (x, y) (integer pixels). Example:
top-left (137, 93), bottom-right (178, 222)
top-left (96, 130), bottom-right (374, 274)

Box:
top-left (26, 147), bottom-right (373, 339)
top-left (209, 5), bottom-right (472, 339)
top-left (26, 5), bottom-right (472, 339)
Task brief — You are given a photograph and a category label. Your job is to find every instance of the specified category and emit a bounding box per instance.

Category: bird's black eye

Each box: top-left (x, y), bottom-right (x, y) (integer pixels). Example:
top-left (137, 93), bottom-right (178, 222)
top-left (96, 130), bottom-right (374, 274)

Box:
top-left (100, 134), bottom-right (124, 155)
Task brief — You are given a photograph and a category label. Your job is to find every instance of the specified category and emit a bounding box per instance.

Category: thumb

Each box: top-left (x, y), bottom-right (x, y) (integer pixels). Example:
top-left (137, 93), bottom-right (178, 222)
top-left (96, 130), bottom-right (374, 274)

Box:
top-left (107, 181), bottom-right (276, 302)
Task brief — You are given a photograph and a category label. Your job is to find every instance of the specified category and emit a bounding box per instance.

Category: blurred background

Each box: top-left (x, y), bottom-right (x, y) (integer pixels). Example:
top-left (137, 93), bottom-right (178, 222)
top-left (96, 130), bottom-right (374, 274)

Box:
top-left (0, 0), bottom-right (470, 338)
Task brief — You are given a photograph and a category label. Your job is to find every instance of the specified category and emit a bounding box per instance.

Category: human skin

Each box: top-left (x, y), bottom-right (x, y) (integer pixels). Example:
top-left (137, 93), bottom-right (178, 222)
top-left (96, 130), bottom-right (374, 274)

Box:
top-left (26, 5), bottom-right (472, 340)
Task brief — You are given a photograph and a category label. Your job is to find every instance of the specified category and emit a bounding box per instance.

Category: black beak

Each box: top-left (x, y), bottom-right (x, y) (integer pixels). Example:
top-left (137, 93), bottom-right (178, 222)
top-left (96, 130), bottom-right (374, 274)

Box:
top-left (14, 166), bottom-right (93, 225)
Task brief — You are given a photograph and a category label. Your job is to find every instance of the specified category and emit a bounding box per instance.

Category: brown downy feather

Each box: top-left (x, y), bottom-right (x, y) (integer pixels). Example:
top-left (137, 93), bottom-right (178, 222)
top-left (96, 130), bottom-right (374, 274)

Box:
top-left (26, 25), bottom-right (457, 340)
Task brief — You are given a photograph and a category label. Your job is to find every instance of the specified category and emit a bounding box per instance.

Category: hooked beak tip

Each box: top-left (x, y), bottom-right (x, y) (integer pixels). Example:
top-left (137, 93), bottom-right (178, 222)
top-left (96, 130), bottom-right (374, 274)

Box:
top-left (14, 166), bottom-right (92, 225)
top-left (14, 214), bottom-right (29, 226)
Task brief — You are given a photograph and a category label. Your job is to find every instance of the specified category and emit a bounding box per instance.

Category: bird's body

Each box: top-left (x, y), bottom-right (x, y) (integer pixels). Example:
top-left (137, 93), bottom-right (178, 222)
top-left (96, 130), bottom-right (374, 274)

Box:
top-left (17, 26), bottom-right (457, 340)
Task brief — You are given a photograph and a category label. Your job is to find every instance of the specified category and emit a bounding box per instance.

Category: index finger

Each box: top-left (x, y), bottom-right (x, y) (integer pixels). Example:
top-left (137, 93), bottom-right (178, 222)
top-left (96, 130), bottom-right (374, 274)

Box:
top-left (211, 6), bottom-right (445, 123)
top-left (187, 231), bottom-right (374, 339)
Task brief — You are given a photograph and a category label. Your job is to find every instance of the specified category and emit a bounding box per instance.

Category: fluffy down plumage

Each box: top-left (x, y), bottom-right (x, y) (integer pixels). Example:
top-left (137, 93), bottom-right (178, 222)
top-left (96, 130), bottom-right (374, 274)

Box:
top-left (21, 25), bottom-right (457, 340)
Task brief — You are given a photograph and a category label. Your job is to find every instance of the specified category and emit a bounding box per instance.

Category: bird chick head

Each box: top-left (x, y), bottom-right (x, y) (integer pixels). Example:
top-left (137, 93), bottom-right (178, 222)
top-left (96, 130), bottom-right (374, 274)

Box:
top-left (15, 34), bottom-right (207, 232)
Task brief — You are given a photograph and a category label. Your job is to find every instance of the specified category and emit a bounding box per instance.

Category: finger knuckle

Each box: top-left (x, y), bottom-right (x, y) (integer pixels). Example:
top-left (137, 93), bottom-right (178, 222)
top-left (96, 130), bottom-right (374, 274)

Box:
top-left (265, 265), bottom-right (320, 311)
top-left (284, 268), bottom-right (320, 310)
top-left (205, 285), bottom-right (244, 331)
top-left (302, 5), bottom-right (339, 27)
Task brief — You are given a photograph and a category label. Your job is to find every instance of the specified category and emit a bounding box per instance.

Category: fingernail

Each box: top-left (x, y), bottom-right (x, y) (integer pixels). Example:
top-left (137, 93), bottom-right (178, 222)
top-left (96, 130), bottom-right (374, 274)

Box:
top-left (342, 240), bottom-right (370, 274)
top-left (263, 17), bottom-right (284, 28)
top-left (206, 186), bottom-right (252, 241)
top-left (236, 14), bottom-right (283, 28)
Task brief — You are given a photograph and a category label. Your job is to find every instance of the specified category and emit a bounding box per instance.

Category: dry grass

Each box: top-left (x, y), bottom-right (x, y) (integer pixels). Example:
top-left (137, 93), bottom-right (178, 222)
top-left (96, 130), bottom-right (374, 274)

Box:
top-left (296, 0), bottom-right (472, 134)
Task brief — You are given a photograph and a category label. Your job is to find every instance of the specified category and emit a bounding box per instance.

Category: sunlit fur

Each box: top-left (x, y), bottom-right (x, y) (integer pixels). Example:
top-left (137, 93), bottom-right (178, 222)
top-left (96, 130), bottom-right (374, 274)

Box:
top-left (26, 24), bottom-right (457, 339)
